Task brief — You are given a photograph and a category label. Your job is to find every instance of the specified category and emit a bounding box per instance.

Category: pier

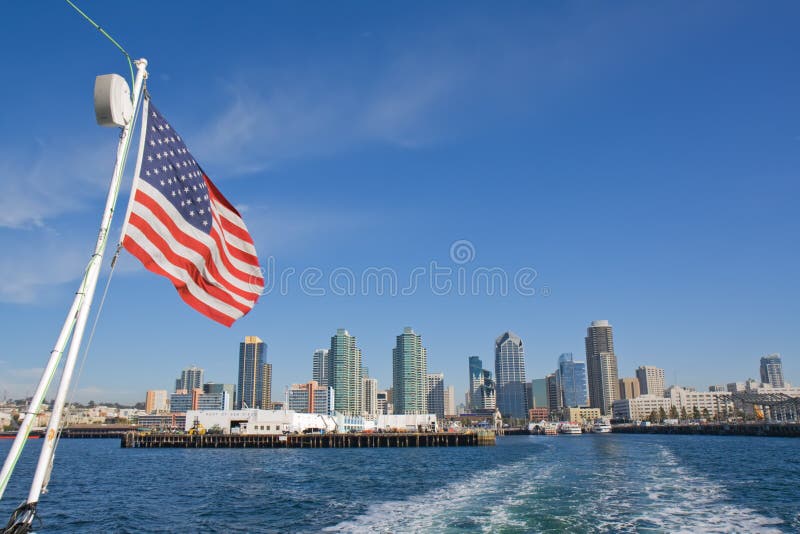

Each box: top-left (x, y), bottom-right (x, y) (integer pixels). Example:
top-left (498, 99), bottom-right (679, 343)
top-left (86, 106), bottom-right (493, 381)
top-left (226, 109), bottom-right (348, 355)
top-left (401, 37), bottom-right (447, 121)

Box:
top-left (121, 431), bottom-right (495, 448)
top-left (613, 422), bottom-right (800, 437)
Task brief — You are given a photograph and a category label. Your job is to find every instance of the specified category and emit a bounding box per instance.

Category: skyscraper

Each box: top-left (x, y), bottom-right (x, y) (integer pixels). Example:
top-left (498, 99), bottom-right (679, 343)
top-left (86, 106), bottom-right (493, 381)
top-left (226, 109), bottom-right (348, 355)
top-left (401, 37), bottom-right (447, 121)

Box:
top-left (558, 353), bottom-right (590, 407)
top-left (328, 329), bottom-right (363, 416)
top-left (237, 336), bottom-right (271, 409)
top-left (530, 378), bottom-right (548, 409)
top-left (585, 320), bottom-right (620, 416)
top-left (636, 366), bottom-right (665, 397)
top-left (495, 331), bottom-right (528, 419)
top-left (545, 372), bottom-right (561, 412)
top-left (760, 354), bottom-right (785, 388)
top-left (468, 356), bottom-right (484, 411)
top-left (618, 377), bottom-right (641, 400)
top-left (203, 382), bottom-right (236, 409)
top-left (362, 377), bottom-right (379, 418)
top-left (392, 327), bottom-right (428, 414)
top-left (175, 366), bottom-right (204, 392)
top-left (312, 349), bottom-right (330, 387)
top-left (426, 373), bottom-right (445, 418)
top-left (444, 385), bottom-right (456, 417)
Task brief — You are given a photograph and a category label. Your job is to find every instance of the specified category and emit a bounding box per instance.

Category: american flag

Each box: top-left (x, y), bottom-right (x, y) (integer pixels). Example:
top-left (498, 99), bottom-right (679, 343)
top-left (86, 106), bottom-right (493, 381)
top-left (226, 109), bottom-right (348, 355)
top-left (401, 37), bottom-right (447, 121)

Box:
top-left (122, 99), bottom-right (264, 326)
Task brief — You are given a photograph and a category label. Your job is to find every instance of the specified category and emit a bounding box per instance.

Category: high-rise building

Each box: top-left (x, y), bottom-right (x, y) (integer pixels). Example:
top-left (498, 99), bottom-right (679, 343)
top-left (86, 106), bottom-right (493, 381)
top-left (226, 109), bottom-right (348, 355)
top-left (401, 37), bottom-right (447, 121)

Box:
top-left (585, 320), bottom-right (620, 416)
top-left (530, 378), bottom-right (548, 409)
top-left (619, 377), bottom-right (641, 400)
top-left (145, 390), bottom-right (169, 414)
top-left (481, 370), bottom-right (496, 411)
top-left (362, 377), bottom-right (379, 418)
top-left (171, 388), bottom-right (228, 412)
top-left (557, 353), bottom-right (589, 407)
top-left (495, 331), bottom-right (528, 419)
top-left (203, 383), bottom-right (236, 408)
top-left (426, 373), bottom-right (445, 418)
top-left (392, 327), bottom-right (428, 414)
top-left (468, 356), bottom-right (484, 411)
top-left (312, 349), bottom-right (330, 387)
top-left (287, 381), bottom-right (335, 415)
top-left (444, 385), bottom-right (456, 417)
top-left (376, 390), bottom-right (391, 415)
top-left (175, 366), bottom-right (204, 392)
top-left (328, 329), bottom-right (363, 416)
top-left (636, 366), bottom-right (665, 397)
top-left (237, 336), bottom-right (271, 409)
top-left (760, 354), bottom-right (785, 388)
top-left (545, 373), bottom-right (561, 412)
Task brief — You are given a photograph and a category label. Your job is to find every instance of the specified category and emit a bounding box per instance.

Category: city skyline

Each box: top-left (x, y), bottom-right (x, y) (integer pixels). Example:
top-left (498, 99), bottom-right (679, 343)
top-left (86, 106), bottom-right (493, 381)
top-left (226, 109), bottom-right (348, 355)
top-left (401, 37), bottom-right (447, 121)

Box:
top-left (1, 3), bottom-right (798, 404)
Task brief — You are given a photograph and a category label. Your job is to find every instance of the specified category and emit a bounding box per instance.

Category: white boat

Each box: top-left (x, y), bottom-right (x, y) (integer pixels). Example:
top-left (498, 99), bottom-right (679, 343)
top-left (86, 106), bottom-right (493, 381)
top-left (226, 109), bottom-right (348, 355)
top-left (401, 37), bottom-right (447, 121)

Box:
top-left (592, 421), bottom-right (612, 433)
top-left (559, 422), bottom-right (582, 435)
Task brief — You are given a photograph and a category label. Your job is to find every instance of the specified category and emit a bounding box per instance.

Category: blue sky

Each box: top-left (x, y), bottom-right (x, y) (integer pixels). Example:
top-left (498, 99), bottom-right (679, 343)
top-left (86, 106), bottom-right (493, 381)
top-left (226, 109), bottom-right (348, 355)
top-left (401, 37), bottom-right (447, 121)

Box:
top-left (0, 2), bottom-right (798, 403)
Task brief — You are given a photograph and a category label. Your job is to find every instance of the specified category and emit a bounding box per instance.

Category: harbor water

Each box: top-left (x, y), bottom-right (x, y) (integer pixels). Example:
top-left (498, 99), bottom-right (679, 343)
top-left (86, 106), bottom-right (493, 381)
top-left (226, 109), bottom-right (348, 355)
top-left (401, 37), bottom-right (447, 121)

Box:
top-left (0, 434), bottom-right (797, 532)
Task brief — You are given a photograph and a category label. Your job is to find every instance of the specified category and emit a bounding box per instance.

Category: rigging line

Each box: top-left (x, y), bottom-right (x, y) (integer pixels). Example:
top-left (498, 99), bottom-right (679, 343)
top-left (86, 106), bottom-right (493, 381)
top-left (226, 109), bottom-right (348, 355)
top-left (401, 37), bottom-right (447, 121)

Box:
top-left (50, 93), bottom-right (145, 482)
top-left (64, 0), bottom-right (135, 87)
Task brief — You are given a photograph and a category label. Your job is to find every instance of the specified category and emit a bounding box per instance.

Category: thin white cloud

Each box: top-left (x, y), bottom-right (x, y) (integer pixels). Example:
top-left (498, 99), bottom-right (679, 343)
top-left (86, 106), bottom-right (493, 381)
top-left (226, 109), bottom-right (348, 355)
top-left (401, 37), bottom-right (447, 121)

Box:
top-left (0, 136), bottom-right (119, 229)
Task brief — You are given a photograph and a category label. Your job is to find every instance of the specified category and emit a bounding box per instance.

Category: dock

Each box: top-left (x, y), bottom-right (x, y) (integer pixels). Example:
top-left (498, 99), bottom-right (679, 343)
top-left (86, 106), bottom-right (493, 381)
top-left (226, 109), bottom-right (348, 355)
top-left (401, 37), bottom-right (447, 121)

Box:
top-left (121, 431), bottom-right (495, 448)
top-left (613, 422), bottom-right (800, 437)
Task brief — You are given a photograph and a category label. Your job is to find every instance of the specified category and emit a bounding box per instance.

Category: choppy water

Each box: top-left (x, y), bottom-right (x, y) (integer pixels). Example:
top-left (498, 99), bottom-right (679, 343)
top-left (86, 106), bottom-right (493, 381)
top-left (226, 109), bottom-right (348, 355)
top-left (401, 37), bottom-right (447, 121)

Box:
top-left (0, 434), bottom-right (798, 532)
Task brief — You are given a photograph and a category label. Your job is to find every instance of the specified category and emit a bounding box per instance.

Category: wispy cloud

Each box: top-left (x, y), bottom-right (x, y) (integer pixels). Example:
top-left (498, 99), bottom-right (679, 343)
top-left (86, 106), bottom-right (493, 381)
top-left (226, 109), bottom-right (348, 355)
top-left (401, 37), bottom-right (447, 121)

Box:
top-left (0, 136), bottom-right (119, 229)
top-left (0, 231), bottom-right (89, 303)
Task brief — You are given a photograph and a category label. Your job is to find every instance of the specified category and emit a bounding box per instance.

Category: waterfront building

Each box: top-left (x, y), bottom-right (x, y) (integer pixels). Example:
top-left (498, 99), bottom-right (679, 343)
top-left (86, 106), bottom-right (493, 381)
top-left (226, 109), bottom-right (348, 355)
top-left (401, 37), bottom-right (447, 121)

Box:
top-left (495, 331), bottom-right (528, 419)
top-left (138, 413), bottom-right (186, 430)
top-left (444, 385), bottom-right (456, 417)
top-left (545, 373), bottom-right (561, 412)
top-left (170, 388), bottom-right (229, 412)
top-left (145, 390), bottom-right (169, 414)
top-left (665, 386), bottom-right (734, 418)
top-left (203, 383), bottom-right (236, 409)
top-left (530, 378), bottom-right (548, 409)
top-left (328, 329), bottom-right (363, 416)
top-left (237, 336), bottom-right (272, 409)
top-left (760, 354), bottom-right (785, 389)
top-left (186, 409), bottom-right (338, 435)
top-left (375, 413), bottom-right (438, 432)
top-left (376, 390), bottom-right (391, 415)
top-left (612, 395), bottom-right (674, 422)
top-left (426, 373), bottom-right (445, 418)
top-left (287, 381), bottom-right (335, 415)
top-left (727, 382), bottom-right (746, 393)
top-left (175, 366), bottom-right (204, 392)
top-left (562, 407), bottom-right (602, 424)
top-left (636, 366), bottom-right (666, 397)
top-left (363, 377), bottom-right (379, 418)
top-left (392, 327), bottom-right (428, 414)
top-left (619, 377), bottom-right (641, 400)
top-left (585, 320), bottom-right (620, 416)
top-left (528, 407), bottom-right (549, 421)
top-left (558, 353), bottom-right (589, 407)
top-left (312, 349), bottom-right (330, 387)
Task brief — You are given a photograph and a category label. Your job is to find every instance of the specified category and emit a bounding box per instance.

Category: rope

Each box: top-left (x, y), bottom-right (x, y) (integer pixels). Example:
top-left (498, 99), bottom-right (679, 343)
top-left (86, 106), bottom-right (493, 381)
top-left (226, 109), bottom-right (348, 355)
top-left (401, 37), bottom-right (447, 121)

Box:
top-left (64, 0), bottom-right (135, 87)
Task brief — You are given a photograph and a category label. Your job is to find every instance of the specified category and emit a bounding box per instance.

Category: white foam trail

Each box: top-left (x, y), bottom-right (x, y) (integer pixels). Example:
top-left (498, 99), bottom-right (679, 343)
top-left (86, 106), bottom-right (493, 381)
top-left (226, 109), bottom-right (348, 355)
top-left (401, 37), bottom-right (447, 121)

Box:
top-left (324, 447), bottom-right (551, 533)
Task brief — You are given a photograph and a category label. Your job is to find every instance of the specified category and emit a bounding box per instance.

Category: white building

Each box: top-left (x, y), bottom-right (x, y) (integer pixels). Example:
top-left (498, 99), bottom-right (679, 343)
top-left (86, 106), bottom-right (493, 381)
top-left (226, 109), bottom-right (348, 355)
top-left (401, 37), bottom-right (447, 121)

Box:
top-left (362, 377), bottom-right (379, 418)
top-left (612, 395), bottom-right (674, 422)
top-left (375, 413), bottom-right (437, 432)
top-left (185, 409), bottom-right (337, 435)
top-left (665, 386), bottom-right (733, 417)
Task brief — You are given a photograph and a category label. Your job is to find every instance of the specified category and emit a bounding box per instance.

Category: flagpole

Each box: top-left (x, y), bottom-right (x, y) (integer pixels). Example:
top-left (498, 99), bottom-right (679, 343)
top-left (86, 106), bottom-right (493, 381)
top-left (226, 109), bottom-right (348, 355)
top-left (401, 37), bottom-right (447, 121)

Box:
top-left (1, 58), bottom-right (148, 531)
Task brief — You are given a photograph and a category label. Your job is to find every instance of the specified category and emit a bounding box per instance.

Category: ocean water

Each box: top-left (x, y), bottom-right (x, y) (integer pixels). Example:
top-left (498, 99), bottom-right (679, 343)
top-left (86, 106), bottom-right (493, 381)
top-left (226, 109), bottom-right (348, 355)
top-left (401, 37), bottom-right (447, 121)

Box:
top-left (0, 434), bottom-right (798, 533)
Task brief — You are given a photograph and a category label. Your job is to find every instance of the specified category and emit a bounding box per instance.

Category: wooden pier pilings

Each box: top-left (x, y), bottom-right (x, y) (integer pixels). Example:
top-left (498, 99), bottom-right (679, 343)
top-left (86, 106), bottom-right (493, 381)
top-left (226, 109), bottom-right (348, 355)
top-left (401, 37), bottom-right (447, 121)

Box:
top-left (121, 431), bottom-right (495, 449)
